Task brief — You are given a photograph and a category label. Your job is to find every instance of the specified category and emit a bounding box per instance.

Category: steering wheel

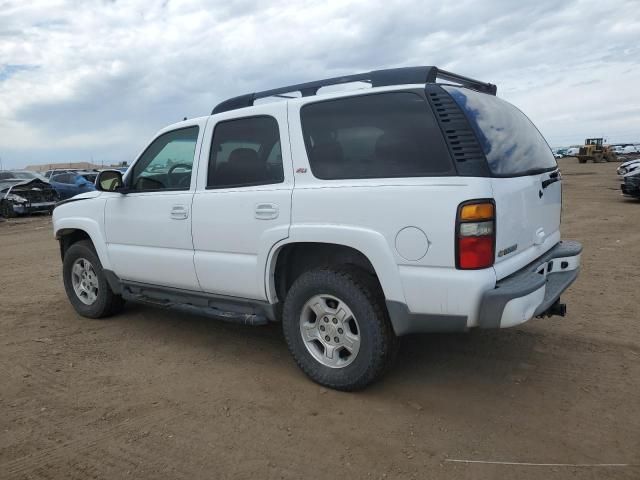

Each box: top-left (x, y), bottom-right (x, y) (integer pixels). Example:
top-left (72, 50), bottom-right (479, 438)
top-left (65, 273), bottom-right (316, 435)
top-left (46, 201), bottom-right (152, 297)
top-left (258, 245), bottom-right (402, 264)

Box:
top-left (167, 163), bottom-right (192, 188)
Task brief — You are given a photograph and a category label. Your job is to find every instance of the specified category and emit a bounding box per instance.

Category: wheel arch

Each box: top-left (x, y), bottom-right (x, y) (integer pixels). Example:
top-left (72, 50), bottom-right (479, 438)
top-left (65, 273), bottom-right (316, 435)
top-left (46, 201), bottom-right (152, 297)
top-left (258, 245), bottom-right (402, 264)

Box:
top-left (54, 219), bottom-right (111, 270)
top-left (264, 226), bottom-right (406, 305)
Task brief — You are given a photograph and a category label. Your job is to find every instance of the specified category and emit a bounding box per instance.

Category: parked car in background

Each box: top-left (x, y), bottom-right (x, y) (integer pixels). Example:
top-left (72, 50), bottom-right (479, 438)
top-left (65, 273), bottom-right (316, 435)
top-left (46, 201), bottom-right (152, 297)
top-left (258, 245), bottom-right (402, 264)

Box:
top-left (566, 147), bottom-right (580, 156)
top-left (553, 148), bottom-right (568, 158)
top-left (621, 169), bottom-right (640, 199)
top-left (44, 168), bottom-right (100, 179)
top-left (0, 170), bottom-right (59, 217)
top-left (49, 171), bottom-right (97, 200)
top-left (612, 145), bottom-right (625, 155)
top-left (622, 145), bottom-right (640, 155)
top-left (44, 168), bottom-right (79, 179)
top-left (617, 159), bottom-right (640, 176)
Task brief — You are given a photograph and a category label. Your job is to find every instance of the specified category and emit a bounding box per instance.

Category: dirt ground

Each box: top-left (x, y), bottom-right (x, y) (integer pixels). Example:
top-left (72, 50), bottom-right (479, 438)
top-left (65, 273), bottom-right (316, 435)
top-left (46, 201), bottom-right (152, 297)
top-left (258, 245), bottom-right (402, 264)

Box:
top-left (1, 159), bottom-right (639, 480)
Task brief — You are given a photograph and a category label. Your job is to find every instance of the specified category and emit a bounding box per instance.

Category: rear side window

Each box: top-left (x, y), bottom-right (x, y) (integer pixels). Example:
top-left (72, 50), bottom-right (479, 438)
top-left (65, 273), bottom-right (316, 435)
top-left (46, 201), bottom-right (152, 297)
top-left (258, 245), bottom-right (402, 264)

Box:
top-left (52, 173), bottom-right (73, 184)
top-left (207, 116), bottom-right (284, 188)
top-left (443, 86), bottom-right (557, 176)
top-left (300, 92), bottom-right (455, 180)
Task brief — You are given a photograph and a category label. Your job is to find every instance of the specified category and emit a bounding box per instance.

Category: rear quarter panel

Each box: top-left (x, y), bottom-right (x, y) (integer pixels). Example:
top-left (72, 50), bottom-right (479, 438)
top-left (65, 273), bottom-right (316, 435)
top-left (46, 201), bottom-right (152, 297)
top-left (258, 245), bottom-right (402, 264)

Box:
top-left (291, 178), bottom-right (492, 268)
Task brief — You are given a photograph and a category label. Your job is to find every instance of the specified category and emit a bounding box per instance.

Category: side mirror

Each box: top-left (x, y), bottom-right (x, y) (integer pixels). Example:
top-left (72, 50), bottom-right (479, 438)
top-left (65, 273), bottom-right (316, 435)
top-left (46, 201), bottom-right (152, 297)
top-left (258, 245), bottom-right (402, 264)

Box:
top-left (96, 170), bottom-right (125, 192)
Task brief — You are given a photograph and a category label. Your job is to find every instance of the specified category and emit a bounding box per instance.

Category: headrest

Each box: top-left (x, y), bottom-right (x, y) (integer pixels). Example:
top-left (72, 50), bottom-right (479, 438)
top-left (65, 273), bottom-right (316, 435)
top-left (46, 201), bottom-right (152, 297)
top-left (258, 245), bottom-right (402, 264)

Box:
top-left (311, 141), bottom-right (344, 163)
top-left (228, 148), bottom-right (260, 167)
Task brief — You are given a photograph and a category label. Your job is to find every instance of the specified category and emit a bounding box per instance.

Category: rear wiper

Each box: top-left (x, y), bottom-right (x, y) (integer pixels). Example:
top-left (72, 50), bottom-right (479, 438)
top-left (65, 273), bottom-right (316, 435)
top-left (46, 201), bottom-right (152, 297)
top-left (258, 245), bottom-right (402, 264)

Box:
top-left (542, 170), bottom-right (561, 189)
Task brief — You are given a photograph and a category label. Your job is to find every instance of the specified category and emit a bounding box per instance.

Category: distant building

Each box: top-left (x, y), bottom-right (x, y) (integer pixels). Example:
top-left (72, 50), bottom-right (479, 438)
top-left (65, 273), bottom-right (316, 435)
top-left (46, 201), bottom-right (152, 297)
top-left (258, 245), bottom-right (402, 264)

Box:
top-left (25, 161), bottom-right (127, 172)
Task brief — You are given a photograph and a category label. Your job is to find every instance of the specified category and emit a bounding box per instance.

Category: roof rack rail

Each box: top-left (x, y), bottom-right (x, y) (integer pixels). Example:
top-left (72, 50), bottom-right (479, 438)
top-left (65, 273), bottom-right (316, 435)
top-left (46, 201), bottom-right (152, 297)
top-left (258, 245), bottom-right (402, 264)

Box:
top-left (212, 66), bottom-right (496, 114)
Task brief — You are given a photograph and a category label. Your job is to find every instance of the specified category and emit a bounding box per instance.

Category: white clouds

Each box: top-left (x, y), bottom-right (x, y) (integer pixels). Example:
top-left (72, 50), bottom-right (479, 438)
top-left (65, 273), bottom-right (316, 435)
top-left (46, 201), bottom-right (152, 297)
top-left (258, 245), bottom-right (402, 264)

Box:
top-left (0, 0), bottom-right (639, 167)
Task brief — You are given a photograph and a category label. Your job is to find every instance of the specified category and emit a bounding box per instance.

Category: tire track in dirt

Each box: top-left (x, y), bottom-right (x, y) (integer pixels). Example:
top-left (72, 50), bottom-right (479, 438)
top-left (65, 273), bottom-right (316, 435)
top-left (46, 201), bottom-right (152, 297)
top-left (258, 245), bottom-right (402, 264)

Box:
top-left (2, 406), bottom-right (188, 478)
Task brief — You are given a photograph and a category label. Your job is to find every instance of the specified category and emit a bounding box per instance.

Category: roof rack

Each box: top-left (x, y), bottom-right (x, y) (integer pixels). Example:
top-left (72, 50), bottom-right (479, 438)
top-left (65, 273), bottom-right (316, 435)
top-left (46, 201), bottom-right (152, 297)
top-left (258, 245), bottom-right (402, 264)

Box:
top-left (212, 66), bottom-right (496, 114)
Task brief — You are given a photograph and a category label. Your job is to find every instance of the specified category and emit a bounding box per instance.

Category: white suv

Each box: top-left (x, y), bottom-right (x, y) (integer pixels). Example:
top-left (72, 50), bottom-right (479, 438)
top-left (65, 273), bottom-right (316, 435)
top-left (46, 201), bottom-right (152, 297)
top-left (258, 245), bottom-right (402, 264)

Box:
top-left (53, 66), bottom-right (582, 390)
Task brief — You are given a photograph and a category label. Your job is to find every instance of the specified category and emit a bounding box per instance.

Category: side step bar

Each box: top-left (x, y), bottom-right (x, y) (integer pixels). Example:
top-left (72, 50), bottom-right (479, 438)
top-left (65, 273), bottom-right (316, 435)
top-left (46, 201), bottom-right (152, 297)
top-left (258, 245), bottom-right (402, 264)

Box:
top-left (104, 270), bottom-right (274, 326)
top-left (123, 291), bottom-right (269, 326)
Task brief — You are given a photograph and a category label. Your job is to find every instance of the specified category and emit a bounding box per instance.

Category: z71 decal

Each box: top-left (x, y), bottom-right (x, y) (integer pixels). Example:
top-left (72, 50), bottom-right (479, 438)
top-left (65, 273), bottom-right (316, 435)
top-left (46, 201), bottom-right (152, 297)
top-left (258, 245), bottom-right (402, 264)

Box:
top-left (498, 243), bottom-right (518, 257)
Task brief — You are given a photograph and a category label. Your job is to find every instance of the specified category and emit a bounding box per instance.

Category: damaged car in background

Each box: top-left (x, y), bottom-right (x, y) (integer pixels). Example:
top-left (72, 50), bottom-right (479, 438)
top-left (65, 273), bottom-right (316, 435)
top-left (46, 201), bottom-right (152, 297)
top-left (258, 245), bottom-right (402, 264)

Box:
top-left (0, 170), bottom-right (59, 218)
top-left (617, 159), bottom-right (640, 176)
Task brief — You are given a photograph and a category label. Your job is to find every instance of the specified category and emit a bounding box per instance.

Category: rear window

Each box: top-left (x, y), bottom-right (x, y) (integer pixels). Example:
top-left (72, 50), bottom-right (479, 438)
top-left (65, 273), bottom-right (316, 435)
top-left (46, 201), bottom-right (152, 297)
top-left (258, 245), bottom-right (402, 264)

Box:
top-left (301, 92), bottom-right (455, 180)
top-left (443, 86), bottom-right (557, 176)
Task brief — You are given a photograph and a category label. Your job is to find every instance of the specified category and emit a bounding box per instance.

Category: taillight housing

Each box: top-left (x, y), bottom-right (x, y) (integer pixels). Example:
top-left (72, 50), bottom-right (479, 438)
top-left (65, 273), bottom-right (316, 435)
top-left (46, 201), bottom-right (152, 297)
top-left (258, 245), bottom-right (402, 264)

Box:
top-left (456, 200), bottom-right (495, 269)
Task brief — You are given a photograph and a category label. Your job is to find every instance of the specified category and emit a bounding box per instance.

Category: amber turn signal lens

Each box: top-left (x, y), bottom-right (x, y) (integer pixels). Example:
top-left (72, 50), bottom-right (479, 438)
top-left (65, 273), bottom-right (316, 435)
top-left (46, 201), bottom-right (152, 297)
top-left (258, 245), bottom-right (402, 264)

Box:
top-left (460, 203), bottom-right (494, 221)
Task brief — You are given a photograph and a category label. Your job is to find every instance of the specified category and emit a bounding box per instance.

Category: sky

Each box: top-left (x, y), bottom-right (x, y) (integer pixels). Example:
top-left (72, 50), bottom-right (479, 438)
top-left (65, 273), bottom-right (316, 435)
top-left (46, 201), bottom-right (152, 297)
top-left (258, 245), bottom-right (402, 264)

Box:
top-left (1, 0), bottom-right (639, 169)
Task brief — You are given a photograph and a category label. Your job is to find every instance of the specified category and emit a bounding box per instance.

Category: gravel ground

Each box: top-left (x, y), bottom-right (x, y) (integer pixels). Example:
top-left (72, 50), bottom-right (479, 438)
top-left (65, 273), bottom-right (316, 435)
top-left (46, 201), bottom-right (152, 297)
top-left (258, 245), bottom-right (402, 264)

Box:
top-left (1, 158), bottom-right (639, 480)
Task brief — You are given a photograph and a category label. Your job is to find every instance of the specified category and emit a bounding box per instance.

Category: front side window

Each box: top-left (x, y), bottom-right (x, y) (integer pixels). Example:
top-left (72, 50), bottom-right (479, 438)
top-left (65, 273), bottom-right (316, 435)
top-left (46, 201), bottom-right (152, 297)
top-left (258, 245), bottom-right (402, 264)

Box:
top-left (207, 116), bottom-right (283, 188)
top-left (300, 92), bottom-right (455, 180)
top-left (129, 126), bottom-right (199, 191)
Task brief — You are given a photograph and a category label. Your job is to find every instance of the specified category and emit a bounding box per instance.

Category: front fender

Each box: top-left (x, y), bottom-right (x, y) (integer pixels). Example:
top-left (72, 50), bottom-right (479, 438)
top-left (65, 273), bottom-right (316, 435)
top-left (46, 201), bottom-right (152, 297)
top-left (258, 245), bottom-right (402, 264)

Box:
top-left (53, 197), bottom-right (111, 270)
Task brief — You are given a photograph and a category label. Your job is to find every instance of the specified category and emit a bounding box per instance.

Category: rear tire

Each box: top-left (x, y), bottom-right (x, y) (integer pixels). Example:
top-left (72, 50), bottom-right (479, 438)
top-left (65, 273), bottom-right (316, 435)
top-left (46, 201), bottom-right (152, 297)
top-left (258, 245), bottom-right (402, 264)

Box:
top-left (62, 240), bottom-right (124, 318)
top-left (282, 268), bottom-right (396, 391)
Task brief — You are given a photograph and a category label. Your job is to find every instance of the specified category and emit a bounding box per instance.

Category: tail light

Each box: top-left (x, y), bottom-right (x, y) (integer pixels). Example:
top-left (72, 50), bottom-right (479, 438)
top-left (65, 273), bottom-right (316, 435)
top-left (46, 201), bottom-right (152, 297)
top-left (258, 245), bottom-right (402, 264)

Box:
top-left (456, 200), bottom-right (495, 269)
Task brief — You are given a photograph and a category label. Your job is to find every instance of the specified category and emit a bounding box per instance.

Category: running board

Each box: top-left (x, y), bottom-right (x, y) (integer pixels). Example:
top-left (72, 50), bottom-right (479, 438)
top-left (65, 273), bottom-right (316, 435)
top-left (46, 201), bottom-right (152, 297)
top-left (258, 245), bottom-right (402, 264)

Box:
top-left (117, 280), bottom-right (273, 326)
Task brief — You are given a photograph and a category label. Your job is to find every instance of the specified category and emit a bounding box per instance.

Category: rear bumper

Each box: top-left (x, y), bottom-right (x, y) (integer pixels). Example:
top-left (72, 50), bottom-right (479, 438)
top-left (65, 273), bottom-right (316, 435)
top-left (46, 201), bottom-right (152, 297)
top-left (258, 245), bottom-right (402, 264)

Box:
top-left (477, 240), bottom-right (582, 328)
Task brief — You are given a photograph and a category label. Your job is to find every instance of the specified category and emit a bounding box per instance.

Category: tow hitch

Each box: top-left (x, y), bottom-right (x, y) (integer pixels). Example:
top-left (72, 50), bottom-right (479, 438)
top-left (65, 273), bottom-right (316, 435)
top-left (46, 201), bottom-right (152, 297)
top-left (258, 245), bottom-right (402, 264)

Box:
top-left (537, 299), bottom-right (567, 318)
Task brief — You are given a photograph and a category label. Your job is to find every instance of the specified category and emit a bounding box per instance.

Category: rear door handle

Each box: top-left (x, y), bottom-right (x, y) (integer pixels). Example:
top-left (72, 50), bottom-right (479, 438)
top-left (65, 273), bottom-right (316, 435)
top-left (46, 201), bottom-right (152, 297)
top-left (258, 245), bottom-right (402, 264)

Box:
top-left (255, 203), bottom-right (279, 220)
top-left (170, 204), bottom-right (189, 220)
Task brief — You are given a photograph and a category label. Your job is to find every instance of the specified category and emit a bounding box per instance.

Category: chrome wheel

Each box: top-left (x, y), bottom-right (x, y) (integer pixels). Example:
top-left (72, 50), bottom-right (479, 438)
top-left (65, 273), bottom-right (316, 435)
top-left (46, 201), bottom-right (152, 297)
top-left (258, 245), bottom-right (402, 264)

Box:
top-left (71, 258), bottom-right (99, 305)
top-left (299, 294), bottom-right (361, 368)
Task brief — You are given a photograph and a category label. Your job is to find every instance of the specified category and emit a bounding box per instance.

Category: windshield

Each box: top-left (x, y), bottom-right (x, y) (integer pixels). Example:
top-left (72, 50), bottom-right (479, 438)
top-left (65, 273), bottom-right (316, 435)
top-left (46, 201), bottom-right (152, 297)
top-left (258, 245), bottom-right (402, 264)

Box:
top-left (443, 86), bottom-right (557, 176)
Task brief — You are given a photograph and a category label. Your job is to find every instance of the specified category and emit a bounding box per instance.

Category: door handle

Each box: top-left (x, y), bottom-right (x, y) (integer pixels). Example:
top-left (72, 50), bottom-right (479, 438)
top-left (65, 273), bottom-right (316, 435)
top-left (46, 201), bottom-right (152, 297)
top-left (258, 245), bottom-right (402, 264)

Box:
top-left (255, 203), bottom-right (279, 220)
top-left (170, 204), bottom-right (189, 220)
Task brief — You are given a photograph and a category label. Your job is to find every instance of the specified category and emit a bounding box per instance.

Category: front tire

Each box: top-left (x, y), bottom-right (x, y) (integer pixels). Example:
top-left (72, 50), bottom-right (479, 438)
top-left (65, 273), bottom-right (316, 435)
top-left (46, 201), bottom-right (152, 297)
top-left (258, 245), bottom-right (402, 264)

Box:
top-left (62, 240), bottom-right (123, 318)
top-left (282, 268), bottom-right (396, 391)
top-left (0, 200), bottom-right (16, 218)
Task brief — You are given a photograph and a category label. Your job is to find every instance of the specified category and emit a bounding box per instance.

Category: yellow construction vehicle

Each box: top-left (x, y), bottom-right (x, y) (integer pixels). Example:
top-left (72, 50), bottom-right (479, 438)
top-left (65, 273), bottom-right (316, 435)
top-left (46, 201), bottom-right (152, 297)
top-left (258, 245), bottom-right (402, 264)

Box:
top-left (576, 138), bottom-right (618, 163)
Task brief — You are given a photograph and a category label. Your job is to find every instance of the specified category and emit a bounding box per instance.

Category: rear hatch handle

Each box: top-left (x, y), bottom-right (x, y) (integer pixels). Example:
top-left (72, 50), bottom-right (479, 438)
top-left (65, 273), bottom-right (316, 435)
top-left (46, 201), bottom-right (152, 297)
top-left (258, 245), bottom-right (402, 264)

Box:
top-left (542, 170), bottom-right (561, 189)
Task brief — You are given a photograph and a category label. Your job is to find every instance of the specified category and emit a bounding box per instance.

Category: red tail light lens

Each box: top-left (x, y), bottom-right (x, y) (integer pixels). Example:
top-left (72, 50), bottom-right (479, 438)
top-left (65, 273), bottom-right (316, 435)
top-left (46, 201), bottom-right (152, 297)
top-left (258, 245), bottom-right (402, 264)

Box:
top-left (458, 236), bottom-right (494, 269)
top-left (456, 200), bottom-right (495, 269)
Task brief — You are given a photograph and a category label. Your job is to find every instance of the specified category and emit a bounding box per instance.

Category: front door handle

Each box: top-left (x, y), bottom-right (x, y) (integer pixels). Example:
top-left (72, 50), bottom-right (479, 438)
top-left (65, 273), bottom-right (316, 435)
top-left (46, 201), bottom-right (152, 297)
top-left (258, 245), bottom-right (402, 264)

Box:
top-left (170, 204), bottom-right (189, 220)
top-left (255, 203), bottom-right (279, 220)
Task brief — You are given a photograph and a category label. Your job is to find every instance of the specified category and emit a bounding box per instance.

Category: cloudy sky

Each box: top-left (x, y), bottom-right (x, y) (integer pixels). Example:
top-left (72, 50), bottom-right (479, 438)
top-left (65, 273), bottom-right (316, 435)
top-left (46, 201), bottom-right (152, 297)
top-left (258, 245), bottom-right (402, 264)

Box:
top-left (1, 0), bottom-right (639, 169)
